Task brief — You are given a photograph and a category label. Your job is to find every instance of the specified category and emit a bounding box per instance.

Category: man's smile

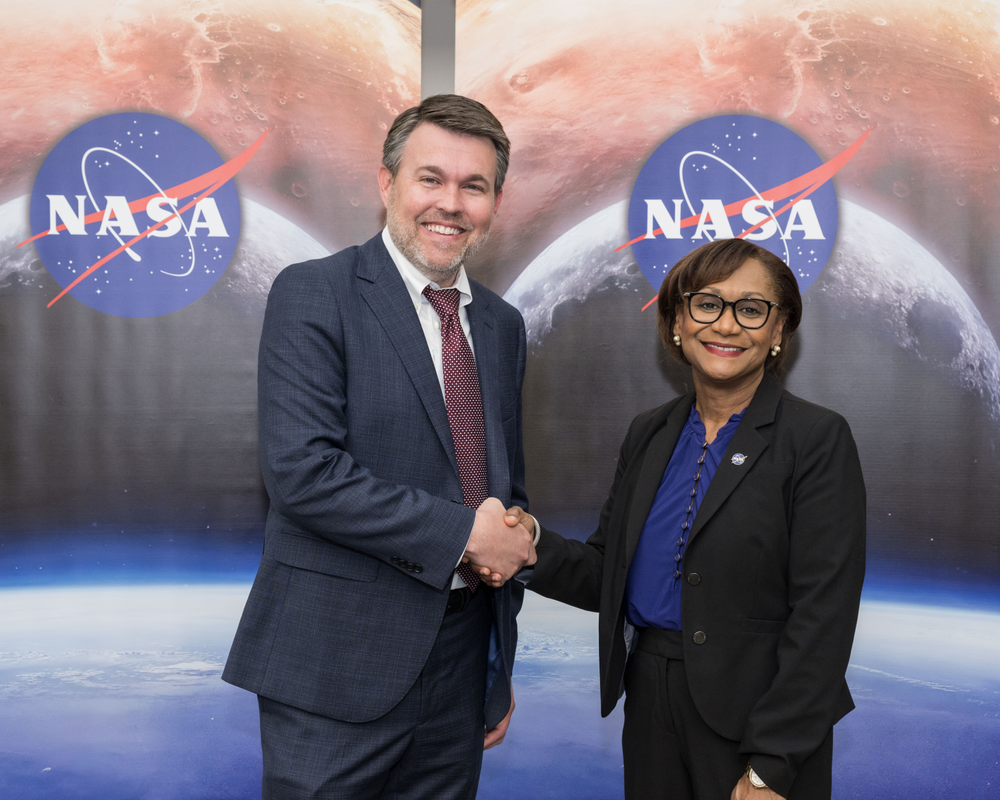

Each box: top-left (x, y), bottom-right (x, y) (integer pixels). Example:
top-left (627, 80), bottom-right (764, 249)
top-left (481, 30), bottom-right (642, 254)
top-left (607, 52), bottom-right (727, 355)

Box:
top-left (422, 221), bottom-right (467, 236)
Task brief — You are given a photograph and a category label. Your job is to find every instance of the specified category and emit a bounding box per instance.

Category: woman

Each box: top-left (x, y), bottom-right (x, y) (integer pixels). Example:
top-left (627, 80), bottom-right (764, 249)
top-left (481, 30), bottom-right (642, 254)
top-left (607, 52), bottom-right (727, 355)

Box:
top-left (509, 238), bottom-right (866, 800)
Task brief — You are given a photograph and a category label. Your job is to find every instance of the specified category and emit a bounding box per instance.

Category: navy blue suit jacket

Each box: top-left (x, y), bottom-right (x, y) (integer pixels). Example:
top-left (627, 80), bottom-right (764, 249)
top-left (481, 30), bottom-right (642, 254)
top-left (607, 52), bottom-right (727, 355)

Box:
top-left (223, 233), bottom-right (528, 728)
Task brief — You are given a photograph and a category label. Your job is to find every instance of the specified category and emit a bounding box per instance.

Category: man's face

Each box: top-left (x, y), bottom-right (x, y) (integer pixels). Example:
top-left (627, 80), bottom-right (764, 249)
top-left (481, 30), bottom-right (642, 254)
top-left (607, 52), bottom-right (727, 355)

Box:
top-left (378, 123), bottom-right (503, 285)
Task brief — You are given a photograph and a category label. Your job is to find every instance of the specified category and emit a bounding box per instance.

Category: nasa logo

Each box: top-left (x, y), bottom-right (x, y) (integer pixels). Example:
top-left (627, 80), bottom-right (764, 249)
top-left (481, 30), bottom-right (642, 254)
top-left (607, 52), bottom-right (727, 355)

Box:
top-left (626, 115), bottom-right (867, 297)
top-left (26, 112), bottom-right (260, 318)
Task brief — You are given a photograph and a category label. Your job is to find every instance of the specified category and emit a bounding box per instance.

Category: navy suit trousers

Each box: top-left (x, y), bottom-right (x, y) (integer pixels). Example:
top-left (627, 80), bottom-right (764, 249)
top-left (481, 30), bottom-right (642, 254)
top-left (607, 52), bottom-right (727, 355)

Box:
top-left (258, 589), bottom-right (492, 800)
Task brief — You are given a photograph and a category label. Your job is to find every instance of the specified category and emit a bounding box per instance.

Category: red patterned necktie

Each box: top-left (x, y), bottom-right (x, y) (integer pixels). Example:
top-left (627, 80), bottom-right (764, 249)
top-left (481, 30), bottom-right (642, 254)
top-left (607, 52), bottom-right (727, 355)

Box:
top-left (422, 286), bottom-right (487, 592)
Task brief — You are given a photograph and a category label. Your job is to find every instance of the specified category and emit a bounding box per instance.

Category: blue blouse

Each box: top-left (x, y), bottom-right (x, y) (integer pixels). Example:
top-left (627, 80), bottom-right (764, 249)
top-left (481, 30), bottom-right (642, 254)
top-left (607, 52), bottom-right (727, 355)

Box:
top-left (624, 404), bottom-right (745, 630)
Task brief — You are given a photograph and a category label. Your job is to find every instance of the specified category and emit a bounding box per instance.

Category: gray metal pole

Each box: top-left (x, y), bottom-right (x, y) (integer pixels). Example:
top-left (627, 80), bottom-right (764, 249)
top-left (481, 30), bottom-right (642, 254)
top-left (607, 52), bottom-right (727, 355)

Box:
top-left (421, 0), bottom-right (456, 98)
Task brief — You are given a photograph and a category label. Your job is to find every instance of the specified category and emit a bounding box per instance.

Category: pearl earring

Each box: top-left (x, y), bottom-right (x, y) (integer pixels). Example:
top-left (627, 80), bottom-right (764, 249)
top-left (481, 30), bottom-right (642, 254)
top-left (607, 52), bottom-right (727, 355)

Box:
top-left (770, 345), bottom-right (781, 357)
top-left (673, 335), bottom-right (681, 346)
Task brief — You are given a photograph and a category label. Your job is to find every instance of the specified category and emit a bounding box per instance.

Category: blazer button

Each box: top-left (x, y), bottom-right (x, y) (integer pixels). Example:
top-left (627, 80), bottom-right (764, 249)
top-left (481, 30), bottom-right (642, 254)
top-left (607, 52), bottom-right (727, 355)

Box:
top-left (413, 565), bottom-right (423, 573)
top-left (693, 631), bottom-right (707, 645)
top-left (687, 573), bottom-right (701, 585)
top-left (391, 556), bottom-right (401, 565)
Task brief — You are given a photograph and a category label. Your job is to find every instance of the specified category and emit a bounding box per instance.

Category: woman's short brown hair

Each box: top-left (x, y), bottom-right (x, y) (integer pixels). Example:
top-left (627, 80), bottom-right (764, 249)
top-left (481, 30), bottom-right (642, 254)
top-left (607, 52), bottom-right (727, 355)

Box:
top-left (657, 238), bottom-right (803, 375)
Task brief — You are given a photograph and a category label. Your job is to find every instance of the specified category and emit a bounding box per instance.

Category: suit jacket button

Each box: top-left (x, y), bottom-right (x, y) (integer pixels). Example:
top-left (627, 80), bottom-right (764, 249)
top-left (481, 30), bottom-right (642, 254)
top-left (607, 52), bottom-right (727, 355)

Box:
top-left (687, 573), bottom-right (701, 585)
top-left (693, 630), bottom-right (707, 645)
top-left (391, 556), bottom-right (401, 564)
top-left (413, 565), bottom-right (423, 573)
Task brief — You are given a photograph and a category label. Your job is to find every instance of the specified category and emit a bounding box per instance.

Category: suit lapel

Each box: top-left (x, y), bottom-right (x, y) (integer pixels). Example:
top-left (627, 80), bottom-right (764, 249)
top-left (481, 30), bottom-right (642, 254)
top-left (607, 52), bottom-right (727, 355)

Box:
top-left (623, 394), bottom-right (695, 566)
top-left (688, 374), bottom-right (783, 547)
top-left (356, 237), bottom-right (459, 476)
top-left (467, 290), bottom-right (509, 500)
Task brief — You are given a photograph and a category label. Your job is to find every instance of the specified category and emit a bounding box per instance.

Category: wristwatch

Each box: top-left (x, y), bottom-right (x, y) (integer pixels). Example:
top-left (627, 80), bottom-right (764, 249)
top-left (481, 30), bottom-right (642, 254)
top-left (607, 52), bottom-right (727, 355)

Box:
top-left (745, 764), bottom-right (768, 789)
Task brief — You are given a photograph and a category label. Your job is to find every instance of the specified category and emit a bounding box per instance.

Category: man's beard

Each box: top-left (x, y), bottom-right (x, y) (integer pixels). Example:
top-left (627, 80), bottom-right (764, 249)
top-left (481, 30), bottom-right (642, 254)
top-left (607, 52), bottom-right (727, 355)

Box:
top-left (385, 201), bottom-right (491, 284)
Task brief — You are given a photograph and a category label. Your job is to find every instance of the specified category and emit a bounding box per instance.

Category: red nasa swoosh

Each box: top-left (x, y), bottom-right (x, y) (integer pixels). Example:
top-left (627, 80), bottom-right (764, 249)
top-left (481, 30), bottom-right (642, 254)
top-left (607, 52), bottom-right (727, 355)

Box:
top-left (17, 129), bottom-right (270, 308)
top-left (619, 128), bottom-right (870, 311)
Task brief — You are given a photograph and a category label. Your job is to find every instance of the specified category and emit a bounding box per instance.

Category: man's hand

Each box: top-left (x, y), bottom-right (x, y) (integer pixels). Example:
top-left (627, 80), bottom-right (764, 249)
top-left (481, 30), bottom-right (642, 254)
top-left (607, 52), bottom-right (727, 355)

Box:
top-left (468, 504), bottom-right (535, 587)
top-left (484, 687), bottom-right (515, 750)
top-left (464, 498), bottom-right (535, 585)
top-left (471, 504), bottom-right (536, 588)
top-left (731, 773), bottom-right (785, 800)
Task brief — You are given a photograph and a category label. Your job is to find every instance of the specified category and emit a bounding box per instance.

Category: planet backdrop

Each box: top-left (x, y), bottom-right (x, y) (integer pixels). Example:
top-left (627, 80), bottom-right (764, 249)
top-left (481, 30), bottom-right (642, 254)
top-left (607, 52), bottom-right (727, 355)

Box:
top-left (2, 0), bottom-right (999, 797)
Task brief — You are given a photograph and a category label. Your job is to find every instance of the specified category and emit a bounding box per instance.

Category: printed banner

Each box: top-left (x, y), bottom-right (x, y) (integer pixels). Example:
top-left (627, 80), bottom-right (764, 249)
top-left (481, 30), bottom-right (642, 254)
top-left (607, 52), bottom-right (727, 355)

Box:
top-left (0, 1), bottom-right (419, 797)
top-left (457, 1), bottom-right (1000, 798)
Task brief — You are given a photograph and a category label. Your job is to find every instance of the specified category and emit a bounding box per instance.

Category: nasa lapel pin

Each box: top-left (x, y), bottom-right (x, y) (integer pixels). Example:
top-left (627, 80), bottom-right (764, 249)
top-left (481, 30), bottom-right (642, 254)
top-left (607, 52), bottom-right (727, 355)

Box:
top-left (731, 453), bottom-right (747, 466)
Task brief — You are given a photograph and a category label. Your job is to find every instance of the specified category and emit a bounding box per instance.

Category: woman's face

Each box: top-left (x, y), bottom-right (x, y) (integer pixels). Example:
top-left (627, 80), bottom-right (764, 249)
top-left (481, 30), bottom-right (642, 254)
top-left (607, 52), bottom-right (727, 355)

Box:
top-left (672, 258), bottom-right (785, 391)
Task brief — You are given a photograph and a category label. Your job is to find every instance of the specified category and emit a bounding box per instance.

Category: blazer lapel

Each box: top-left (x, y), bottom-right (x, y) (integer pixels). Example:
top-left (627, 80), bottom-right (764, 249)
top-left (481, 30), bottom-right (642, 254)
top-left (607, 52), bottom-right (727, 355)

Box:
top-left (467, 291), bottom-right (509, 501)
top-left (623, 394), bottom-right (695, 566)
top-left (356, 238), bottom-right (459, 476)
top-left (688, 374), bottom-right (783, 547)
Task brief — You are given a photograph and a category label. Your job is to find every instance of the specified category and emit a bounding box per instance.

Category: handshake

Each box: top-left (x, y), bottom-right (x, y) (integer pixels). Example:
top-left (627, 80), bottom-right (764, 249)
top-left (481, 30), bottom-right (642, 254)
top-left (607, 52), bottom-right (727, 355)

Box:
top-left (463, 497), bottom-right (537, 588)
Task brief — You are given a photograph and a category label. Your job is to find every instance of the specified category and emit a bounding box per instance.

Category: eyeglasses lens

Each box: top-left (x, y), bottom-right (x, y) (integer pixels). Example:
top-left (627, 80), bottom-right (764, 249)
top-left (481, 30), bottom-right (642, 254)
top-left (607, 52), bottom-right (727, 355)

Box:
top-left (688, 294), bottom-right (770, 328)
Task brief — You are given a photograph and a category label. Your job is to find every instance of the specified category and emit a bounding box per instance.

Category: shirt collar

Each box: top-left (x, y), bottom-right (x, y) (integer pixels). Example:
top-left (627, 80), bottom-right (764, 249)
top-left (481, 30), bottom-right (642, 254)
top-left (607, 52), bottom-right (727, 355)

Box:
top-left (687, 404), bottom-right (746, 439)
top-left (382, 227), bottom-right (473, 309)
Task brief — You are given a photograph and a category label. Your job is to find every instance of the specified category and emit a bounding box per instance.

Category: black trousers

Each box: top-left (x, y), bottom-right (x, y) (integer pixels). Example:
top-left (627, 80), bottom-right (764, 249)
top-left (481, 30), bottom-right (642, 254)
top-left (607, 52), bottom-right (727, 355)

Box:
top-left (622, 628), bottom-right (833, 800)
top-left (258, 587), bottom-right (492, 800)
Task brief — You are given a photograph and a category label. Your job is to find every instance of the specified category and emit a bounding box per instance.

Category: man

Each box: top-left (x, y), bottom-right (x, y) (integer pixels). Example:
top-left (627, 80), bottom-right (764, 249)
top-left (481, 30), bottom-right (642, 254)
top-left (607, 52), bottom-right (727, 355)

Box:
top-left (223, 94), bottom-right (536, 799)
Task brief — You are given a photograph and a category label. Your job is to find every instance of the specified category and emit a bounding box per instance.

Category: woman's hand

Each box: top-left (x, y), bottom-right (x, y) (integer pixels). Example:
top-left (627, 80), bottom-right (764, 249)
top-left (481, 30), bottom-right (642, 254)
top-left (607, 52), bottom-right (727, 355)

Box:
top-left (731, 773), bottom-right (786, 800)
top-left (504, 505), bottom-right (535, 536)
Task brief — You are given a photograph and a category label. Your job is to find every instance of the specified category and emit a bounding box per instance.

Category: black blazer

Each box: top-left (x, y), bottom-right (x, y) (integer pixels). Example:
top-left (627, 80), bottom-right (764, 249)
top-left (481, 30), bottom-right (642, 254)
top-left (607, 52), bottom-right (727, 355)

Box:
top-left (529, 374), bottom-right (865, 795)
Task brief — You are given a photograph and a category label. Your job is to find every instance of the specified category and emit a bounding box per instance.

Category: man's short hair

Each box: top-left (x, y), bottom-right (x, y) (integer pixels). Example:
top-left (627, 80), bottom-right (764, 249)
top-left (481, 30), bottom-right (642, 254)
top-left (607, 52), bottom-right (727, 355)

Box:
top-left (382, 94), bottom-right (511, 194)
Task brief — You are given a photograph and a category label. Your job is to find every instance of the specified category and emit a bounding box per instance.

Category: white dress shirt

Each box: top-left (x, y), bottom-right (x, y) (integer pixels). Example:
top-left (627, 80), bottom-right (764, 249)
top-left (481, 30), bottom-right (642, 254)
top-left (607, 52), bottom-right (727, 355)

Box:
top-left (381, 228), bottom-right (475, 397)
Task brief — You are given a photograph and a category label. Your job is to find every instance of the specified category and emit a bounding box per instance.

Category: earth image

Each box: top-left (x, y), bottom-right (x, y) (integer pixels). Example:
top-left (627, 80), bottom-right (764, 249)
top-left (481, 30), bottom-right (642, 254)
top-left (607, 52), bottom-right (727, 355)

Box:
top-left (2, 577), bottom-right (998, 799)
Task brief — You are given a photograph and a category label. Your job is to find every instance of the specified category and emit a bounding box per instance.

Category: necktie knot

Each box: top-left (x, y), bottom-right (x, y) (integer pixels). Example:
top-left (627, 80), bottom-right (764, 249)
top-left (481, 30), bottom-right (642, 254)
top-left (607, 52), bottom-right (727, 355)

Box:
top-left (422, 286), bottom-right (461, 319)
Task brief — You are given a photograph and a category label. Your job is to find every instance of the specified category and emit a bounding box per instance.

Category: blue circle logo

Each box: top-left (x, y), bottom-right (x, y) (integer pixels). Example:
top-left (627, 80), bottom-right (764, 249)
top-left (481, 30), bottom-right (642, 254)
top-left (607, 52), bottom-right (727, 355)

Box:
top-left (29, 112), bottom-right (242, 317)
top-left (628, 115), bottom-right (856, 295)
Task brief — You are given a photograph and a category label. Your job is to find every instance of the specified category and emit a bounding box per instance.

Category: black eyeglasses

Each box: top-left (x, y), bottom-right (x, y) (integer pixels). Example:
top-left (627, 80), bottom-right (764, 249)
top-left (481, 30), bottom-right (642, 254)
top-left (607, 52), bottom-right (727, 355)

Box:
top-left (683, 292), bottom-right (778, 329)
